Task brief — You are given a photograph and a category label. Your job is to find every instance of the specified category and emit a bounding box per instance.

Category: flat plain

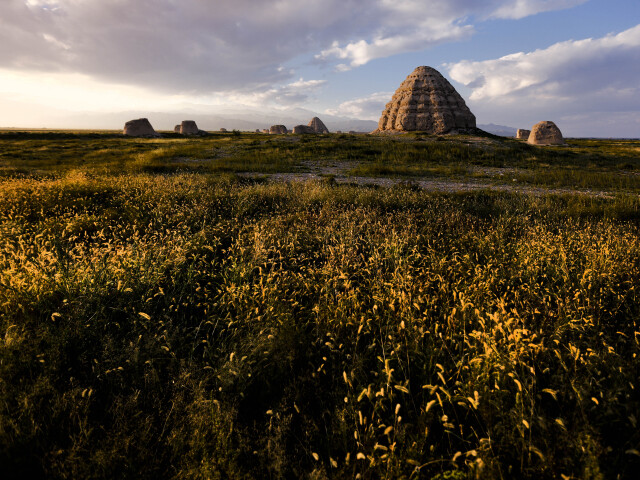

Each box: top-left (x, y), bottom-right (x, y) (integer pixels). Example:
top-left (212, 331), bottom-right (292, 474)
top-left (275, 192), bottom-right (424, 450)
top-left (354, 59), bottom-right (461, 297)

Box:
top-left (1, 130), bottom-right (640, 479)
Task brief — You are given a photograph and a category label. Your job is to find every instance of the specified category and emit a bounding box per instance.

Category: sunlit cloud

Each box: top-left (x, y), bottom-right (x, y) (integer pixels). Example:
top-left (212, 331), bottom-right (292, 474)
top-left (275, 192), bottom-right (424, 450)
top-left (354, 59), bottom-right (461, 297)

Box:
top-left (316, 0), bottom-right (586, 69)
top-left (0, 0), bottom-right (588, 92)
top-left (448, 24), bottom-right (640, 103)
top-left (447, 24), bottom-right (640, 136)
top-left (326, 92), bottom-right (393, 121)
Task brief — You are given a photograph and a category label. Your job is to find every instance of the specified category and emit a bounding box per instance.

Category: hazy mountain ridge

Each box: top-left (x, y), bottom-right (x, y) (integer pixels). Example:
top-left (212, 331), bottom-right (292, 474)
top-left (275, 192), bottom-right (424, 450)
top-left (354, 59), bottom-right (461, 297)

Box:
top-left (0, 97), bottom-right (518, 135)
top-left (28, 107), bottom-right (379, 133)
top-left (478, 123), bottom-right (517, 137)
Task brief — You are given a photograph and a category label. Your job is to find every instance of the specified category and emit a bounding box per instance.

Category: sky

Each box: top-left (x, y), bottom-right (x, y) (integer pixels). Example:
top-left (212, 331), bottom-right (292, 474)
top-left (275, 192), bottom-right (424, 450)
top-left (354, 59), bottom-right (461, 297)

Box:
top-left (0, 0), bottom-right (639, 137)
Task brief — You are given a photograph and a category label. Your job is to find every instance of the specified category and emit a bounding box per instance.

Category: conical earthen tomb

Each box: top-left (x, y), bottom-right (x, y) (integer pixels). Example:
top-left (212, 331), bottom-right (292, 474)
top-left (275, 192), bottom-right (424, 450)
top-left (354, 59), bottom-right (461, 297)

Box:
top-left (376, 66), bottom-right (476, 134)
top-left (307, 117), bottom-right (329, 133)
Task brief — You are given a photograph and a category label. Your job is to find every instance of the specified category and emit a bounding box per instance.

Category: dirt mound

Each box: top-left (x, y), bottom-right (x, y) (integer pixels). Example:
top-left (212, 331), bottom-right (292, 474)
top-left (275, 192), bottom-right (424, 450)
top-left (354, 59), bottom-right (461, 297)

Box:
top-left (123, 118), bottom-right (159, 137)
top-left (528, 121), bottom-right (564, 145)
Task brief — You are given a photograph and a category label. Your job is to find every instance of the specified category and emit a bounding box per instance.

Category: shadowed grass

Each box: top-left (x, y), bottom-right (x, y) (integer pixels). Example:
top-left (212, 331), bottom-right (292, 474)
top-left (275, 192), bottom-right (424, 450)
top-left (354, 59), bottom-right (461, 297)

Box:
top-left (1, 171), bottom-right (640, 479)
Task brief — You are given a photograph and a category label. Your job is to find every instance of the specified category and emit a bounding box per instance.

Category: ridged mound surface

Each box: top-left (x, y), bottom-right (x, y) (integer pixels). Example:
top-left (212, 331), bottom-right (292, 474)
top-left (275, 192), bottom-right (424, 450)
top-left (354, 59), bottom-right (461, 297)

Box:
top-left (307, 117), bottom-right (329, 133)
top-left (377, 66), bottom-right (476, 134)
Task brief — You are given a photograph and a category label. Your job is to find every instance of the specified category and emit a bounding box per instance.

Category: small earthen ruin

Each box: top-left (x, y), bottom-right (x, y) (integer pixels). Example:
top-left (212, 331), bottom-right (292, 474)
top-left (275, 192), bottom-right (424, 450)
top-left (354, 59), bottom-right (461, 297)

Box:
top-left (270, 125), bottom-right (287, 135)
top-left (180, 120), bottom-right (199, 135)
top-left (123, 118), bottom-right (159, 137)
top-left (293, 125), bottom-right (315, 134)
top-left (528, 121), bottom-right (564, 145)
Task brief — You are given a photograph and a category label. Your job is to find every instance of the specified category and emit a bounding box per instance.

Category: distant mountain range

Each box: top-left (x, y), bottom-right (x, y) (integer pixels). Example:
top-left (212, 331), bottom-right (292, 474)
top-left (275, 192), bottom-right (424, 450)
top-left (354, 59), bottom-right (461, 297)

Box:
top-left (39, 106), bottom-right (380, 133)
top-left (0, 98), bottom-right (519, 136)
top-left (478, 123), bottom-right (517, 137)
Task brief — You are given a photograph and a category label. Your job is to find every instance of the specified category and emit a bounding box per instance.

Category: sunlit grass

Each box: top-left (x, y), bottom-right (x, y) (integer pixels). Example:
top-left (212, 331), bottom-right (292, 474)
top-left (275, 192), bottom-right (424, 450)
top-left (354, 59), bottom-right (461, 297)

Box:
top-left (1, 131), bottom-right (639, 478)
top-left (1, 169), bottom-right (639, 478)
top-left (2, 131), bottom-right (639, 193)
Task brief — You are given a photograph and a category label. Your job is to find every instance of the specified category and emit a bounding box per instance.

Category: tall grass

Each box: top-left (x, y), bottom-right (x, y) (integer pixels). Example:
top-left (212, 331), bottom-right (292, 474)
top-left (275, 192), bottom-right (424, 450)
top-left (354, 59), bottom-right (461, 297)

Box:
top-left (1, 173), bottom-right (639, 478)
top-left (2, 132), bottom-right (639, 193)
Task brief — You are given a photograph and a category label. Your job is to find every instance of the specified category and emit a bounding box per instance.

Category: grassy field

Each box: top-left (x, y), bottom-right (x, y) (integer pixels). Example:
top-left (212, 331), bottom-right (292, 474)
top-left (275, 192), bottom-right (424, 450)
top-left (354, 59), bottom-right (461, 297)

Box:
top-left (1, 131), bottom-right (640, 479)
top-left (2, 130), bottom-right (640, 194)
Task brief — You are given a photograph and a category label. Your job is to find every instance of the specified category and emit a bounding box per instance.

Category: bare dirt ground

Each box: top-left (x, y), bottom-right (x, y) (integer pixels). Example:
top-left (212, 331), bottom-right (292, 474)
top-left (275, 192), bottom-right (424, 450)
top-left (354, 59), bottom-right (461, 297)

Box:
top-left (240, 160), bottom-right (620, 198)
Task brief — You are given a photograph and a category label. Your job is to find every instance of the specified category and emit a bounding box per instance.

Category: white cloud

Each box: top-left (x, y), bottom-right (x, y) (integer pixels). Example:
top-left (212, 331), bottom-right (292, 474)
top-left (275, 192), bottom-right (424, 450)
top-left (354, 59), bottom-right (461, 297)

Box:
top-left (447, 24), bottom-right (640, 137)
top-left (0, 0), bottom-right (587, 93)
top-left (489, 0), bottom-right (586, 20)
top-left (226, 79), bottom-right (328, 107)
top-left (0, 68), bottom-right (327, 117)
top-left (316, 0), bottom-right (586, 69)
top-left (0, 0), bottom-right (350, 93)
top-left (326, 92), bottom-right (393, 120)
top-left (317, 24), bottom-right (473, 69)
top-left (448, 24), bottom-right (640, 102)
top-left (0, 70), bottom-right (185, 112)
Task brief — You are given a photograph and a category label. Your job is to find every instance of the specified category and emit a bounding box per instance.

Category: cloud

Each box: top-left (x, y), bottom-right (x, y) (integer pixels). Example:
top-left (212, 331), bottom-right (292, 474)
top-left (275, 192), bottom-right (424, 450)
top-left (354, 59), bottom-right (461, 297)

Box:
top-left (0, 67), bottom-right (327, 117)
top-left (326, 92), bottom-right (393, 120)
top-left (489, 0), bottom-right (586, 20)
top-left (226, 79), bottom-right (328, 107)
top-left (446, 24), bottom-right (640, 136)
top-left (448, 24), bottom-right (640, 104)
top-left (316, 0), bottom-right (586, 69)
top-left (0, 0), bottom-right (587, 95)
top-left (0, 0), bottom-right (351, 93)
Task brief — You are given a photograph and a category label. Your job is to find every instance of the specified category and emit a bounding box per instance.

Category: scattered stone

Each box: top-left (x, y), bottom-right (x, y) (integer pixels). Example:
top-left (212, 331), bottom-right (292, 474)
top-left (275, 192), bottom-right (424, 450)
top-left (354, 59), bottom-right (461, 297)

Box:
top-left (528, 121), bottom-right (564, 145)
top-left (293, 125), bottom-right (315, 134)
top-left (307, 117), bottom-right (329, 133)
top-left (123, 118), bottom-right (159, 137)
top-left (262, 129), bottom-right (270, 134)
top-left (516, 129), bottom-right (531, 140)
top-left (180, 120), bottom-right (199, 135)
top-left (270, 125), bottom-right (287, 135)
top-left (220, 128), bottom-right (228, 132)
top-left (375, 66), bottom-right (476, 134)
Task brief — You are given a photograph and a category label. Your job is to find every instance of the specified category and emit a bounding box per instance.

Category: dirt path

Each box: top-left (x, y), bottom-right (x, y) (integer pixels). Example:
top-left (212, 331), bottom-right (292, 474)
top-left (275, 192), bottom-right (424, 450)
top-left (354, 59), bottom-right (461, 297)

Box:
top-left (239, 161), bottom-right (623, 198)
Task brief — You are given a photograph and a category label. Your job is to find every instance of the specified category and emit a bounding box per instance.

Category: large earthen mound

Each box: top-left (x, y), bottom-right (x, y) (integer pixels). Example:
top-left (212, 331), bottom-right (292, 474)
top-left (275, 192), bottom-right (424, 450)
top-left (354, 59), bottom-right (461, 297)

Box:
top-left (307, 117), bottom-right (329, 133)
top-left (376, 66), bottom-right (476, 134)
top-left (528, 121), bottom-right (564, 145)
top-left (180, 120), bottom-right (199, 135)
top-left (123, 118), bottom-right (159, 137)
